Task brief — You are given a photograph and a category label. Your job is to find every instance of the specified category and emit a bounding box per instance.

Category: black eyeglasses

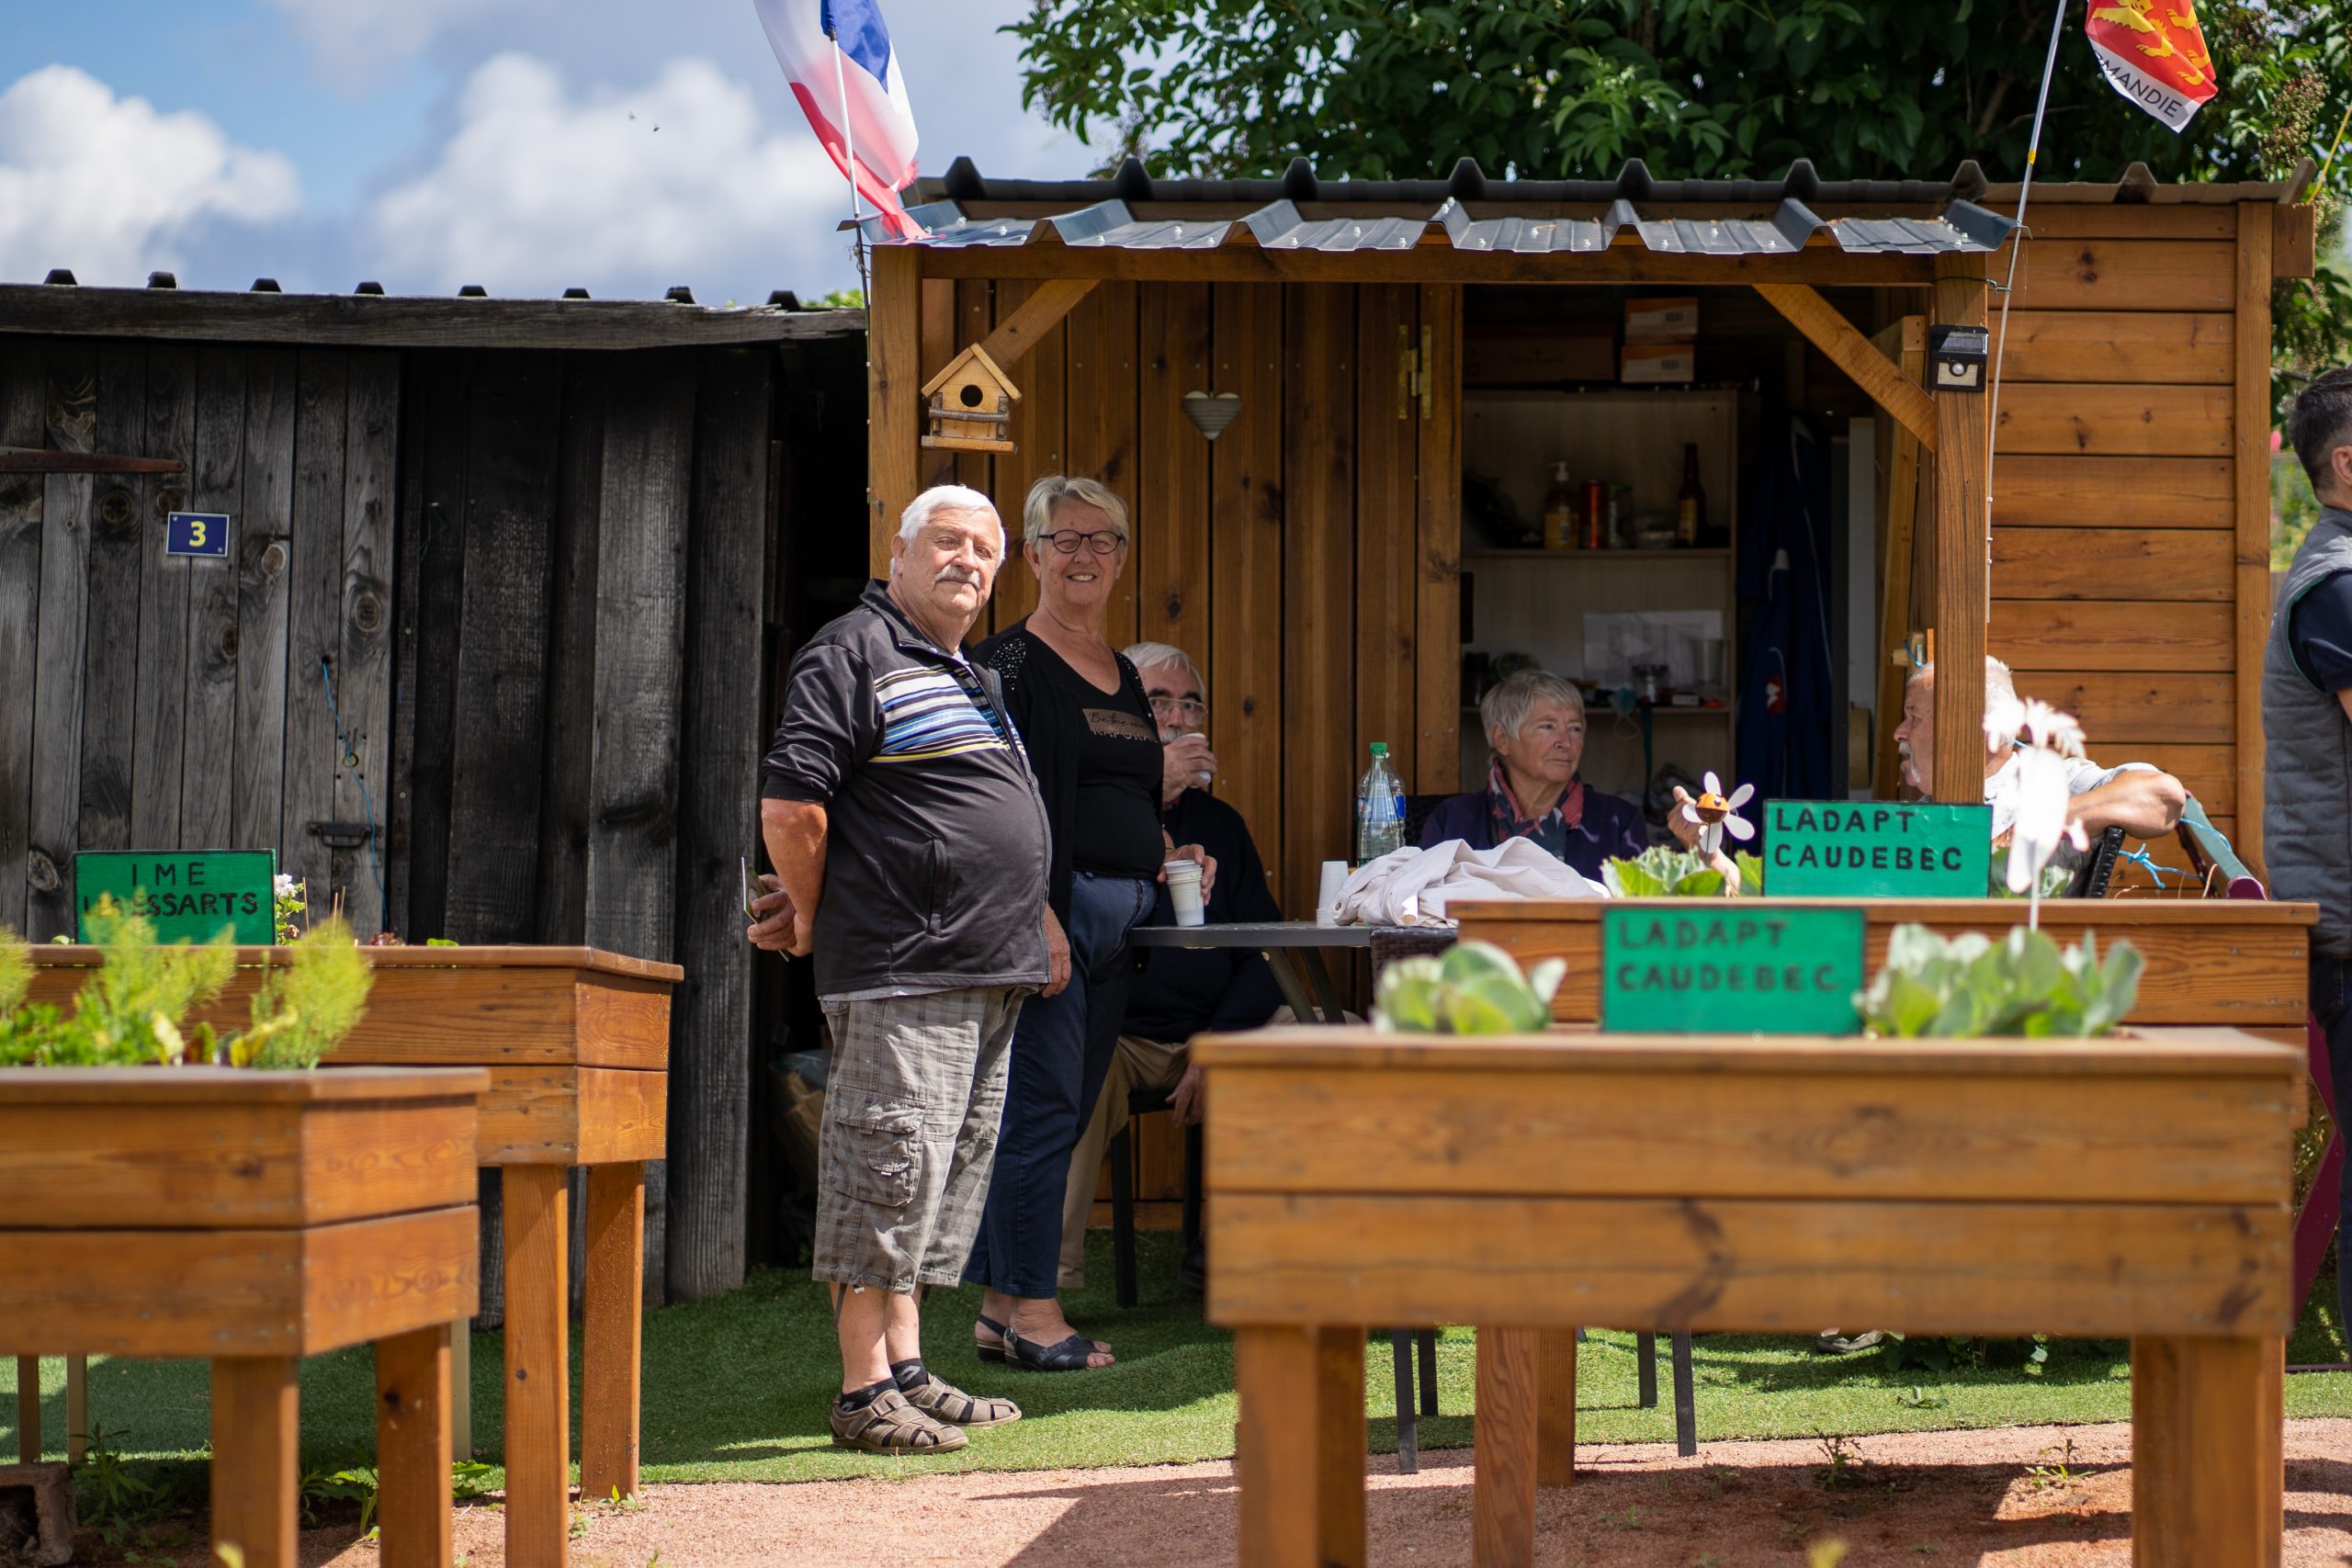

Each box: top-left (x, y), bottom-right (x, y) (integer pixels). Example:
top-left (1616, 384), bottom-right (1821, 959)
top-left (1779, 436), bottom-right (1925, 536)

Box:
top-left (1039, 528), bottom-right (1127, 557)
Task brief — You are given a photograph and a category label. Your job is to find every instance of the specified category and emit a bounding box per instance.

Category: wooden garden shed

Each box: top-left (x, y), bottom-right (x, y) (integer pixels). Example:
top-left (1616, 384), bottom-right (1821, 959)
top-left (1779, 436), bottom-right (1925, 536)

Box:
top-left (0, 278), bottom-right (870, 1304)
top-left (865, 155), bottom-right (2320, 919)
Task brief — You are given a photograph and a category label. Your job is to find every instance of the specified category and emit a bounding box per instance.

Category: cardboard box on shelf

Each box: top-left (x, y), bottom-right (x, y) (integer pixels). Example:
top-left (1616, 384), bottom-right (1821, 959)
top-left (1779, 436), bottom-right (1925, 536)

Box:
top-left (1465, 325), bottom-right (1618, 386)
top-left (1621, 341), bottom-right (1696, 384)
top-left (1624, 296), bottom-right (1700, 341)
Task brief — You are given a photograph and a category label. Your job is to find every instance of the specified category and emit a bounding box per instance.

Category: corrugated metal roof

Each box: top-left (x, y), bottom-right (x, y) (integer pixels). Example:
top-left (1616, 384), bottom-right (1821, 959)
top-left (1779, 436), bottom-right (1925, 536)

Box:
top-left (862, 186), bottom-right (2018, 256)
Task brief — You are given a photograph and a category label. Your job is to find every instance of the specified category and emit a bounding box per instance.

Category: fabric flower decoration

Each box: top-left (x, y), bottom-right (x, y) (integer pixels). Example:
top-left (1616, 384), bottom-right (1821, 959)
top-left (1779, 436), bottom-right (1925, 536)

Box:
top-left (2005, 746), bottom-right (2090, 896)
top-left (1679, 771), bottom-right (1756, 857)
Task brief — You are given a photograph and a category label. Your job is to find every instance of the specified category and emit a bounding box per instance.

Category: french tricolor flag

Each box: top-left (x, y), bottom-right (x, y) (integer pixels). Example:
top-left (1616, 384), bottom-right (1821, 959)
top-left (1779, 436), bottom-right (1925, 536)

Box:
top-left (755, 0), bottom-right (927, 239)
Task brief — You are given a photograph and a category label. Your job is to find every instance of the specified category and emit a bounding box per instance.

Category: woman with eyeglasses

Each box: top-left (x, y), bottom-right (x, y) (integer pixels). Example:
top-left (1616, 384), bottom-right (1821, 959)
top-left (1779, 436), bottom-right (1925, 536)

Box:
top-left (964, 474), bottom-right (1215, 1371)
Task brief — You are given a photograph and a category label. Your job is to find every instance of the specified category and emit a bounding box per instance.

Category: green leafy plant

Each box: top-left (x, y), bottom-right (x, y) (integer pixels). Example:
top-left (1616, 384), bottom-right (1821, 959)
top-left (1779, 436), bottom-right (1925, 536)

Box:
top-left (1854, 923), bottom-right (2143, 1039)
top-left (74, 1423), bottom-right (167, 1545)
top-left (1602, 845), bottom-right (1763, 897)
top-left (1374, 940), bottom-right (1564, 1033)
top-left (235, 918), bottom-right (373, 1069)
top-left (0, 905), bottom-right (372, 1069)
top-left (300, 1461), bottom-right (379, 1534)
top-left (273, 874), bottom-right (308, 945)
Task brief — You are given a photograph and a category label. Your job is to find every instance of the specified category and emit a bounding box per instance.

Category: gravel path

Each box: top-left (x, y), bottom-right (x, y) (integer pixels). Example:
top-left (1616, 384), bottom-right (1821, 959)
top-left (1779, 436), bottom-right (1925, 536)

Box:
top-left (278, 1417), bottom-right (2352, 1567)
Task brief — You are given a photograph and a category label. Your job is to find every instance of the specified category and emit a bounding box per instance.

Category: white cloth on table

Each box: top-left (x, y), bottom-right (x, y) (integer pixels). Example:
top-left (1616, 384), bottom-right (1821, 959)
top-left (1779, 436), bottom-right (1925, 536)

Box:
top-left (1334, 838), bottom-right (1606, 927)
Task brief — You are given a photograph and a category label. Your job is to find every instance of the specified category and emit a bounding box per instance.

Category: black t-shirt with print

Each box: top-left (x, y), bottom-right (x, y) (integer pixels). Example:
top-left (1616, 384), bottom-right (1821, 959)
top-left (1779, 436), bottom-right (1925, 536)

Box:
top-left (1056, 660), bottom-right (1165, 877)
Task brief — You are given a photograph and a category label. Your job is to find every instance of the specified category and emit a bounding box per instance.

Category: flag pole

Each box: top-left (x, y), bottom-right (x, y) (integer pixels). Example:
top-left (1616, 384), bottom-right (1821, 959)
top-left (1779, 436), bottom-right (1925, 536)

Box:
top-left (829, 25), bottom-right (874, 300)
top-left (1984, 0), bottom-right (2073, 598)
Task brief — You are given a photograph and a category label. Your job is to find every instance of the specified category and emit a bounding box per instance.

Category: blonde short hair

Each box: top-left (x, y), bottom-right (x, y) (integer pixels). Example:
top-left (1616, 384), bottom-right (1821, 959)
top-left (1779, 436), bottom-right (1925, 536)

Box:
top-left (1022, 474), bottom-right (1130, 548)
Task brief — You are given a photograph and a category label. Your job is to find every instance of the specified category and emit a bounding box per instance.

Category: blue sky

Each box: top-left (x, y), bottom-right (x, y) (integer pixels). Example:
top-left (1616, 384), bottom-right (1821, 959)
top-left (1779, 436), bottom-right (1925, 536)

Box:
top-left (2, 0), bottom-right (1084, 302)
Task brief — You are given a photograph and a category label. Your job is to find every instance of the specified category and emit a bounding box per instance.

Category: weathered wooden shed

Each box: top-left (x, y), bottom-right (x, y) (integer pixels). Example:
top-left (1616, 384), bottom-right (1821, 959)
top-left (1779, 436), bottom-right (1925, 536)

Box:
top-left (0, 279), bottom-right (869, 1303)
top-left (865, 158), bottom-right (2319, 919)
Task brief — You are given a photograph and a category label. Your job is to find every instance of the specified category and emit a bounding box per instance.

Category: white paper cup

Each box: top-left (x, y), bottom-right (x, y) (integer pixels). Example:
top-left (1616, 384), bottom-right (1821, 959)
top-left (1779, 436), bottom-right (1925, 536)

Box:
top-left (1316, 859), bottom-right (1349, 926)
top-left (1165, 860), bottom-right (1205, 928)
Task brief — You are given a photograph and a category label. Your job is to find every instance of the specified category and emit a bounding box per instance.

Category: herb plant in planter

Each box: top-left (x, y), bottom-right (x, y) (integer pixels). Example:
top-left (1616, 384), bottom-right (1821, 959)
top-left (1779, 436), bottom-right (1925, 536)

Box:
top-left (1603, 845), bottom-right (1765, 897)
top-left (1375, 940), bottom-right (1564, 1033)
top-left (0, 899), bottom-right (371, 1068)
top-left (1856, 922), bottom-right (2144, 1038)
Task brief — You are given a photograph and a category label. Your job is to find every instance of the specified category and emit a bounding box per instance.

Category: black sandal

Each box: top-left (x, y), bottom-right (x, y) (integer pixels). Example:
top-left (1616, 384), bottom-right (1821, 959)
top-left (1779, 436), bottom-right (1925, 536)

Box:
top-left (975, 1314), bottom-right (1011, 1365)
top-left (1005, 1328), bottom-right (1110, 1371)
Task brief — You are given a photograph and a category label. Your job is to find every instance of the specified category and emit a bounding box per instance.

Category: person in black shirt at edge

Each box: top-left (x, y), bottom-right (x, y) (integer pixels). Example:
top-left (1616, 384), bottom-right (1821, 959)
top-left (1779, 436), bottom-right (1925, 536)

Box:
top-left (964, 476), bottom-right (1216, 1371)
top-left (1056, 641), bottom-right (1284, 1295)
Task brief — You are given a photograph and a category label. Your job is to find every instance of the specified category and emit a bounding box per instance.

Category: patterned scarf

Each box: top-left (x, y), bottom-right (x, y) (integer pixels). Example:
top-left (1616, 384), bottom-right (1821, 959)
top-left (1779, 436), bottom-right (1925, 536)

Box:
top-left (1485, 758), bottom-right (1584, 858)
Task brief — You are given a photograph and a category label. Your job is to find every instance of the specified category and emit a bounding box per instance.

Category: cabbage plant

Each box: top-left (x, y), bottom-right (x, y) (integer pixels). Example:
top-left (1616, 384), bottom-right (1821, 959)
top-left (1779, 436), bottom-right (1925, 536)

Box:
top-left (1602, 845), bottom-right (1763, 897)
top-left (1855, 922), bottom-right (2143, 1039)
top-left (1374, 940), bottom-right (1565, 1034)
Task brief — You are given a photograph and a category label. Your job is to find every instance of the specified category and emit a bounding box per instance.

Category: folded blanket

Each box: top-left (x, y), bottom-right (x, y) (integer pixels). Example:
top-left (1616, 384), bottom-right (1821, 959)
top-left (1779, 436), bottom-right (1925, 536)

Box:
top-left (1335, 837), bottom-right (1606, 926)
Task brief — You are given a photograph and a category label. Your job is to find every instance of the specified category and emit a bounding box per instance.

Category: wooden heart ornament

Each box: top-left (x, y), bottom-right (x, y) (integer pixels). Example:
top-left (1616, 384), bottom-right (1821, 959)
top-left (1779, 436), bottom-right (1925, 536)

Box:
top-left (1181, 391), bottom-right (1242, 442)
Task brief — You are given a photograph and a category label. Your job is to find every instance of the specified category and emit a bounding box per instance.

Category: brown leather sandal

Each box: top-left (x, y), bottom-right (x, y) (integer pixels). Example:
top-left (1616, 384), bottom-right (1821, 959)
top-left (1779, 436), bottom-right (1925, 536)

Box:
top-left (899, 1373), bottom-right (1022, 1428)
top-left (829, 1387), bottom-right (967, 1453)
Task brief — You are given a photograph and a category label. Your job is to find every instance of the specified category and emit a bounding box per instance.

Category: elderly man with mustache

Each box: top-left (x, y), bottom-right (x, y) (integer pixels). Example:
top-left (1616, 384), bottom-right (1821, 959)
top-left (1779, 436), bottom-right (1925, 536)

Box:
top-left (752, 483), bottom-right (1057, 1453)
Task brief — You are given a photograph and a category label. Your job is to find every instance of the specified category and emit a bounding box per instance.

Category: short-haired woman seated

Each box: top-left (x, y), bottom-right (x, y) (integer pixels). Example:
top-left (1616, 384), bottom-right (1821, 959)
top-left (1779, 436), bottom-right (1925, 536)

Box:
top-left (1418, 669), bottom-right (1648, 881)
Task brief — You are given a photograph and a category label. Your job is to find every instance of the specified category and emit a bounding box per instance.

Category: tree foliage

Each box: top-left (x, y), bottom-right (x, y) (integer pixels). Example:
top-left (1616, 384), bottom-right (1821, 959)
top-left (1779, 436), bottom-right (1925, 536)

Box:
top-left (1012, 0), bottom-right (2349, 390)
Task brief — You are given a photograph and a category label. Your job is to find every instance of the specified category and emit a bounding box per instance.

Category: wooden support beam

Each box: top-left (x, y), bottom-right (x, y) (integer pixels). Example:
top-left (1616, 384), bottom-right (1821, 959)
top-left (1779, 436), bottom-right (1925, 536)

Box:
top-left (1755, 285), bottom-right (1937, 451)
top-left (1873, 317), bottom-right (1928, 799)
top-left (974, 279), bottom-right (1095, 377)
top-left (868, 246), bottom-right (923, 575)
top-left (1930, 254), bottom-right (1991, 807)
top-left (2234, 204), bottom-right (2275, 876)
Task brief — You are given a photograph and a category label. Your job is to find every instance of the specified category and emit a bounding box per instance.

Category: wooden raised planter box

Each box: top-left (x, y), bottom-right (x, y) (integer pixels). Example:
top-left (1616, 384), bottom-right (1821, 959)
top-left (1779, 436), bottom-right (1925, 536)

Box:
top-left (25, 946), bottom-right (679, 1568)
top-left (1453, 897), bottom-right (2317, 1043)
top-left (1199, 1025), bottom-right (2303, 1568)
top-left (0, 1067), bottom-right (485, 1568)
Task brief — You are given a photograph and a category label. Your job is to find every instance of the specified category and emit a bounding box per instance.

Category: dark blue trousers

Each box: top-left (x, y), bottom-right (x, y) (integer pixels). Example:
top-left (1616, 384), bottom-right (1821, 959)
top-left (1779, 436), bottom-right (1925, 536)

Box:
top-left (964, 871), bottom-right (1153, 1300)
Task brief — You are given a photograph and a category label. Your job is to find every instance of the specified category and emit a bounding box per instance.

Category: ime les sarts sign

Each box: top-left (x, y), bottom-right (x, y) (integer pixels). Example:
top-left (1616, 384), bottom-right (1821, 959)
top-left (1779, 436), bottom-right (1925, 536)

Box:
top-left (74, 850), bottom-right (277, 945)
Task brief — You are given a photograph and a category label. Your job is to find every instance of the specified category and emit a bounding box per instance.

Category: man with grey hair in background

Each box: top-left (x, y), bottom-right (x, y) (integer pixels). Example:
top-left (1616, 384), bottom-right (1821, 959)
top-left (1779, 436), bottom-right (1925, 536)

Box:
top-left (2263, 365), bottom-right (2352, 1327)
top-left (750, 483), bottom-right (1061, 1452)
top-left (1889, 655), bottom-right (2184, 843)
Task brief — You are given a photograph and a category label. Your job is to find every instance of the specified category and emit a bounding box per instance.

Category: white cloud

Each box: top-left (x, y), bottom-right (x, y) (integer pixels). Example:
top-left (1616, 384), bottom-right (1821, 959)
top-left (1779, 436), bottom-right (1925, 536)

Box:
top-left (0, 65), bottom-right (301, 286)
top-left (368, 53), bottom-right (850, 299)
top-left (266, 0), bottom-right (540, 82)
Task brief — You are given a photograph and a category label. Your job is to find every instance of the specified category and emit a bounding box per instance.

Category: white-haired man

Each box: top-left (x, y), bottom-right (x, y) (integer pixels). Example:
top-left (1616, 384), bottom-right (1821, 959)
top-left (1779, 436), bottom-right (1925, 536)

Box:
top-left (751, 484), bottom-right (1062, 1453)
top-left (1890, 656), bottom-right (2185, 842)
top-left (1055, 640), bottom-right (1283, 1293)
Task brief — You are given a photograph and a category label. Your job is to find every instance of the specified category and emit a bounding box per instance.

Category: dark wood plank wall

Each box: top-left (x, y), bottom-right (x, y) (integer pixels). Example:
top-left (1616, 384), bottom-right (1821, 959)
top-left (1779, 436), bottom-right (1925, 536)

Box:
top-left (387, 343), bottom-right (781, 1312)
top-left (0, 336), bottom-right (396, 940)
top-left (1, 331), bottom-right (813, 1310)
top-left (916, 282), bottom-right (1461, 918)
top-left (1982, 204), bottom-right (2258, 870)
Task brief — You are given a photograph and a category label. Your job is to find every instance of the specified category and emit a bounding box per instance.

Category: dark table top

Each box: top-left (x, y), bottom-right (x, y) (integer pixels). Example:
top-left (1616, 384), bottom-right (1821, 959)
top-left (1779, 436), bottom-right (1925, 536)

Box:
top-left (1128, 920), bottom-right (1439, 951)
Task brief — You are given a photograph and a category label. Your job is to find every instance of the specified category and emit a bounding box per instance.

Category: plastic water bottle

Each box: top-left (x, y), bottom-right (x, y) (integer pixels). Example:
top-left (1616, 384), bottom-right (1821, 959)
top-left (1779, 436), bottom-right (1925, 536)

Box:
top-left (1355, 742), bottom-right (1406, 862)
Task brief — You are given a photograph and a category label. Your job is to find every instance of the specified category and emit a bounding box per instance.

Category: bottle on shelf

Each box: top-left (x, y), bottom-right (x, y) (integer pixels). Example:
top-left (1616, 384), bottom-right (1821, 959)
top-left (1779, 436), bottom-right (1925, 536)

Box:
top-left (1584, 479), bottom-right (1607, 549)
top-left (1355, 742), bottom-right (1407, 862)
top-left (1541, 461), bottom-right (1580, 550)
top-left (1677, 443), bottom-right (1706, 547)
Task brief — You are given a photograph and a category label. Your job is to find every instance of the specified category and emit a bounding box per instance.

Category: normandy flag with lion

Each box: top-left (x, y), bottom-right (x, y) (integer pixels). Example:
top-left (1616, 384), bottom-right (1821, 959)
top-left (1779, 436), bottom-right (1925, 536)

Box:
top-left (2085, 0), bottom-right (2219, 131)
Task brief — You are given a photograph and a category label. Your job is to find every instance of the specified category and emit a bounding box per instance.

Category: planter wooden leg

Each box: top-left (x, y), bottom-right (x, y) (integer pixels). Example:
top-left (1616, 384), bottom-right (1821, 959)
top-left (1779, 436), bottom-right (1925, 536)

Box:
top-left (1536, 1327), bottom-right (1577, 1487)
top-left (66, 1356), bottom-right (86, 1463)
top-left (210, 1356), bottom-right (298, 1568)
top-left (448, 1317), bottom-right (471, 1461)
top-left (580, 1161), bottom-right (644, 1502)
top-left (1474, 1326), bottom-right (1540, 1568)
top-left (15, 1357), bottom-right (36, 1461)
top-left (376, 1325), bottom-right (453, 1568)
top-left (1313, 1326), bottom-right (1366, 1568)
top-left (2132, 1335), bottom-right (2281, 1568)
top-left (1235, 1325), bottom-right (1326, 1568)
top-left (503, 1165), bottom-right (571, 1568)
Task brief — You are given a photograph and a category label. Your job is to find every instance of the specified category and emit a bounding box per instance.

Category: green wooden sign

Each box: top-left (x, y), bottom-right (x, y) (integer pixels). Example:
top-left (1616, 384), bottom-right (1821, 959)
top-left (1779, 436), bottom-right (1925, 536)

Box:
top-left (74, 850), bottom-right (277, 945)
top-left (1762, 801), bottom-right (1992, 897)
top-left (1601, 906), bottom-right (1864, 1034)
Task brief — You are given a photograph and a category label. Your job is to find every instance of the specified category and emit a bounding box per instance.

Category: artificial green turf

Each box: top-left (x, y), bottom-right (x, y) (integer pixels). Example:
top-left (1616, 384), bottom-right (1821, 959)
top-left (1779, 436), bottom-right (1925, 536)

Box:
top-left (9, 1230), bottom-right (2352, 1489)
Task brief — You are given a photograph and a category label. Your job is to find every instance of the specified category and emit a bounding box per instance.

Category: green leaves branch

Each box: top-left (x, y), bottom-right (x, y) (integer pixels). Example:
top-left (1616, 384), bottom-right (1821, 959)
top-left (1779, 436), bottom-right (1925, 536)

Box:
top-left (1856, 922), bottom-right (2142, 1039)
